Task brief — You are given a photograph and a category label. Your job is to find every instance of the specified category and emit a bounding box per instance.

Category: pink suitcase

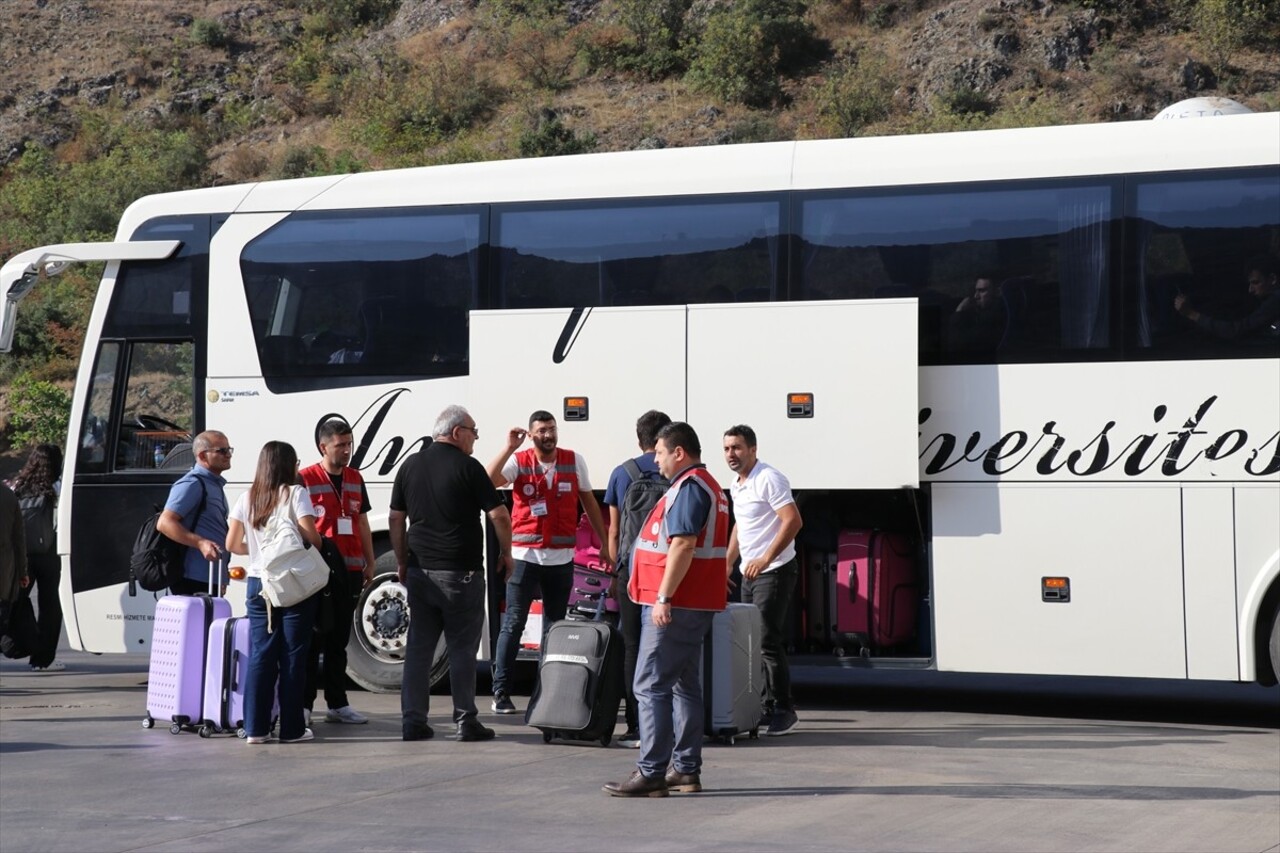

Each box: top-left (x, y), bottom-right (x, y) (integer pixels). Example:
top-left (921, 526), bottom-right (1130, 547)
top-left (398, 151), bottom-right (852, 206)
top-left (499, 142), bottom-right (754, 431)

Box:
top-left (835, 530), bottom-right (918, 654)
top-left (567, 562), bottom-right (618, 619)
top-left (144, 591), bottom-right (231, 732)
top-left (200, 616), bottom-right (249, 737)
top-left (573, 512), bottom-right (608, 571)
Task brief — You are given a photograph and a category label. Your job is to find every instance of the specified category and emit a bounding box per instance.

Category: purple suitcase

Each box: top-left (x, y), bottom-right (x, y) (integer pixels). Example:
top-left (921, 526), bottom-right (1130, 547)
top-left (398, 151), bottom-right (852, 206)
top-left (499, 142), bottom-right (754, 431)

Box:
top-left (144, 562), bottom-right (230, 733)
top-left (567, 562), bottom-right (618, 620)
top-left (200, 616), bottom-right (249, 737)
top-left (835, 530), bottom-right (917, 654)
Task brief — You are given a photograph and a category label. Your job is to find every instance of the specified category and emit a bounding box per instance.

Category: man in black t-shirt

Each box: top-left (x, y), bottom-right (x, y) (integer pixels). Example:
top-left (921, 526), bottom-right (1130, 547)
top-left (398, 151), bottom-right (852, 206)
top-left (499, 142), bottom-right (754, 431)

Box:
top-left (389, 404), bottom-right (513, 742)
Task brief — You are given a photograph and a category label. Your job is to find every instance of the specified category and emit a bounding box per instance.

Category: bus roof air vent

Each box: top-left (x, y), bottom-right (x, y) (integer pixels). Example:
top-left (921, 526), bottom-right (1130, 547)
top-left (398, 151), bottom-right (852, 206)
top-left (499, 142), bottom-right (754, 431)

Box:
top-left (1154, 97), bottom-right (1253, 120)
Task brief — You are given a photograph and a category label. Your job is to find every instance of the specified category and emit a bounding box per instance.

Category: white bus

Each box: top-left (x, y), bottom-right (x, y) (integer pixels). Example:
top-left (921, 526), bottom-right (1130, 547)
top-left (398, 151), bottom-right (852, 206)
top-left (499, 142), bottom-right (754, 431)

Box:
top-left (3, 112), bottom-right (1278, 694)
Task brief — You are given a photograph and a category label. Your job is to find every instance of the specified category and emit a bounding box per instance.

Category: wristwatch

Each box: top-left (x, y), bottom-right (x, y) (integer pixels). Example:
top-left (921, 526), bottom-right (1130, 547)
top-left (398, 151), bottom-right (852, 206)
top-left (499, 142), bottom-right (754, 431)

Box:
top-left (656, 594), bottom-right (672, 605)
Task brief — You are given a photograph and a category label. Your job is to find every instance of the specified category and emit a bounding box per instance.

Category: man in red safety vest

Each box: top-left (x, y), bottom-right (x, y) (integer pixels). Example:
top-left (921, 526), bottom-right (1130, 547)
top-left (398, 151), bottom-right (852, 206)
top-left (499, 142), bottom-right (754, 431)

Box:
top-left (486, 410), bottom-right (610, 715)
top-left (604, 421), bottom-right (729, 798)
top-left (298, 418), bottom-right (376, 726)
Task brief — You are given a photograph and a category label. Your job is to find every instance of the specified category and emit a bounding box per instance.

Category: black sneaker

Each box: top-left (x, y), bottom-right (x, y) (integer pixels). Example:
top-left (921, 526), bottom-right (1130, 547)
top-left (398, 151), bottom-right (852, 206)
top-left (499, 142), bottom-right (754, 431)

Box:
top-left (756, 708), bottom-right (775, 730)
top-left (491, 693), bottom-right (517, 715)
top-left (455, 719), bottom-right (496, 741)
top-left (403, 723), bottom-right (435, 742)
top-left (767, 708), bottom-right (798, 737)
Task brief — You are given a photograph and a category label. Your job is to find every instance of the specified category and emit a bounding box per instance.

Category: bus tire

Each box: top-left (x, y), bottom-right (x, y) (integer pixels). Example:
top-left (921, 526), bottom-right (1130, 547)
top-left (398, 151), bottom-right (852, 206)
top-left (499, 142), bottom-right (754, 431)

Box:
top-left (1269, 604), bottom-right (1280, 686)
top-left (345, 558), bottom-right (448, 693)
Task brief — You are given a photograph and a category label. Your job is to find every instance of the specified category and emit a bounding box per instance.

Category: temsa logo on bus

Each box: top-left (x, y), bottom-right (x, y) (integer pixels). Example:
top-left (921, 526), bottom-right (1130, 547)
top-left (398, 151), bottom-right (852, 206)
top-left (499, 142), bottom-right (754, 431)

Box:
top-left (919, 395), bottom-right (1280, 478)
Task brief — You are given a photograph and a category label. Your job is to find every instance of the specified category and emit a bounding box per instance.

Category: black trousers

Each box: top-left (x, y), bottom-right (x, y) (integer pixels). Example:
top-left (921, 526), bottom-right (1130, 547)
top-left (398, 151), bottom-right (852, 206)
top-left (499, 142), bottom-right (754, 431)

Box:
top-left (304, 573), bottom-right (360, 711)
top-left (616, 569), bottom-right (642, 732)
top-left (742, 558), bottom-right (798, 712)
top-left (21, 551), bottom-right (62, 668)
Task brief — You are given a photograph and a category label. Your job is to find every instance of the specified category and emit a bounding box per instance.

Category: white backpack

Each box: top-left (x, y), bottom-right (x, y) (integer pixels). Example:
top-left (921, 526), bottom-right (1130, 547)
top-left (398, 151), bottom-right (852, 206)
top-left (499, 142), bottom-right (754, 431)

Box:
top-left (258, 485), bottom-right (329, 611)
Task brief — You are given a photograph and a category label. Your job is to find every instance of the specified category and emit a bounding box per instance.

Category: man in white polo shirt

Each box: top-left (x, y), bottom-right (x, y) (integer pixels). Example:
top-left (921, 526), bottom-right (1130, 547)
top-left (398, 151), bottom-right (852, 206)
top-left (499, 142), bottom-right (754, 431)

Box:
top-left (723, 424), bottom-right (803, 737)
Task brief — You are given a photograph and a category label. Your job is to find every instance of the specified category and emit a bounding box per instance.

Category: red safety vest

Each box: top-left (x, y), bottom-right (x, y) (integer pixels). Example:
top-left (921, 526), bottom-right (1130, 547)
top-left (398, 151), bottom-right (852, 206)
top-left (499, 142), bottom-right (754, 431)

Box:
top-left (299, 463), bottom-right (366, 573)
top-left (628, 465), bottom-right (729, 612)
top-left (510, 447), bottom-right (581, 550)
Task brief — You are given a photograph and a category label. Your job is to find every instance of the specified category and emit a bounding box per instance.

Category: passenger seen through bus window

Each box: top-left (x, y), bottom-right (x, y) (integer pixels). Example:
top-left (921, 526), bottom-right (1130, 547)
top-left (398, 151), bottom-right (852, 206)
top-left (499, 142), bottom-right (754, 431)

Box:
top-left (1174, 256), bottom-right (1280, 344)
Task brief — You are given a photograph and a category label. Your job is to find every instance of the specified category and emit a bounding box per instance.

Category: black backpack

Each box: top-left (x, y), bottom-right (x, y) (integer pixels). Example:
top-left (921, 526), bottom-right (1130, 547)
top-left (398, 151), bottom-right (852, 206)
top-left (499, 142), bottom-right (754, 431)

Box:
top-left (615, 459), bottom-right (669, 575)
top-left (129, 480), bottom-right (207, 592)
top-left (18, 493), bottom-right (55, 555)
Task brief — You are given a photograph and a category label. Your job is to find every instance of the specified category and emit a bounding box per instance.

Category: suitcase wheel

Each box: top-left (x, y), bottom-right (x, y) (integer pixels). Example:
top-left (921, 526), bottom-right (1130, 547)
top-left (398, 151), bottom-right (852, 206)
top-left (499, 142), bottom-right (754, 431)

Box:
top-left (599, 733), bottom-right (611, 747)
top-left (236, 727), bottom-right (247, 739)
top-left (198, 725), bottom-right (213, 739)
top-left (168, 723), bottom-right (183, 735)
top-left (542, 731), bottom-right (553, 744)
top-left (142, 716), bottom-right (154, 730)
top-left (749, 728), bottom-right (760, 739)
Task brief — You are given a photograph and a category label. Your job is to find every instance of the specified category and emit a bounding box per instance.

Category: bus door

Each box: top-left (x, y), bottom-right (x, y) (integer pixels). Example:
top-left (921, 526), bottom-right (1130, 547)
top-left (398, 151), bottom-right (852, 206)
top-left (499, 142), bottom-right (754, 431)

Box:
top-left (64, 216), bottom-right (209, 653)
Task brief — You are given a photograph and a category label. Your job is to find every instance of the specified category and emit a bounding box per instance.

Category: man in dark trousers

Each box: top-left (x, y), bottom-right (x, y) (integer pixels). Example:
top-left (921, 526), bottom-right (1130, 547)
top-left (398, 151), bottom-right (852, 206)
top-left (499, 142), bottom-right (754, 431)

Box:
top-left (300, 419), bottom-right (376, 726)
top-left (724, 424), bottom-right (803, 736)
top-left (604, 422), bottom-right (729, 798)
top-left (486, 409), bottom-right (609, 715)
top-left (602, 409), bottom-right (672, 748)
top-left (391, 405), bottom-right (513, 742)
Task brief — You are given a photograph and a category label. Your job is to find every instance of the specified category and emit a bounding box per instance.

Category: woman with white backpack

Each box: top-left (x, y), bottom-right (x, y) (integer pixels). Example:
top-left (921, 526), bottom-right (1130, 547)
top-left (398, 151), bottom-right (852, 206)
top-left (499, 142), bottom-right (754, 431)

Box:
top-left (226, 441), bottom-right (325, 745)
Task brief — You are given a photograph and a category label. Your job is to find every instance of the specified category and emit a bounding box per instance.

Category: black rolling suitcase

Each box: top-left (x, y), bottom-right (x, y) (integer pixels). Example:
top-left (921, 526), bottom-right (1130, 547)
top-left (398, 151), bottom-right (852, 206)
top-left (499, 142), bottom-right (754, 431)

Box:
top-left (525, 597), bottom-right (624, 747)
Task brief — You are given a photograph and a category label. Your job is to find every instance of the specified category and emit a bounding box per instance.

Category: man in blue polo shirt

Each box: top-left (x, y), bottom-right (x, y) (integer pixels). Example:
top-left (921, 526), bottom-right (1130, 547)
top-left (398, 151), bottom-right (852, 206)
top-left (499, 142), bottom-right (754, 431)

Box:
top-left (157, 430), bottom-right (232, 594)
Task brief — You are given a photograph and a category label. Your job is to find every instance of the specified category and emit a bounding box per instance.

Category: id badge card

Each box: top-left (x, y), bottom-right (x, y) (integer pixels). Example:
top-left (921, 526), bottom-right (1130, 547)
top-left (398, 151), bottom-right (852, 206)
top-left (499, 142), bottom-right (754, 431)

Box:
top-left (530, 500), bottom-right (549, 518)
top-left (337, 516), bottom-right (354, 536)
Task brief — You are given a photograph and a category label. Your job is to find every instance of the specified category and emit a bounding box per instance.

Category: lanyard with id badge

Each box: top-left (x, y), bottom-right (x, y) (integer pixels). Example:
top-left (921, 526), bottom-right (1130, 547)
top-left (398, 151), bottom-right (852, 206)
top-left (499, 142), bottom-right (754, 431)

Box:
top-left (329, 476), bottom-right (356, 535)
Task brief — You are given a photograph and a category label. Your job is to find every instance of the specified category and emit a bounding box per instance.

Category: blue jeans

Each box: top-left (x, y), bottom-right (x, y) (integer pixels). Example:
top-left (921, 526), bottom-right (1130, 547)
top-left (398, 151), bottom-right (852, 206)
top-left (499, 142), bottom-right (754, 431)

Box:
top-left (491, 559), bottom-right (573, 697)
top-left (635, 606), bottom-right (715, 778)
top-left (401, 567), bottom-right (485, 726)
top-left (244, 577), bottom-right (316, 740)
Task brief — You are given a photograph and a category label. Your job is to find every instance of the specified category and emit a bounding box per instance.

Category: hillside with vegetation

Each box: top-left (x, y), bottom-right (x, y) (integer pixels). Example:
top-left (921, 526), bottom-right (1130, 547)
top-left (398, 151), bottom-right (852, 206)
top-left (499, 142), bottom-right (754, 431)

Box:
top-left (1, 0), bottom-right (1277, 459)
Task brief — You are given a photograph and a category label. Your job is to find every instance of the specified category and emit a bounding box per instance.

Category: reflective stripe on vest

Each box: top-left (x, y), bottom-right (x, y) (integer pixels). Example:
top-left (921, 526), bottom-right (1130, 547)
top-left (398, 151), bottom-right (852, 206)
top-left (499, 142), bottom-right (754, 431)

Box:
top-left (298, 463), bottom-right (366, 571)
top-left (627, 465), bottom-right (729, 612)
top-left (510, 447), bottom-right (581, 549)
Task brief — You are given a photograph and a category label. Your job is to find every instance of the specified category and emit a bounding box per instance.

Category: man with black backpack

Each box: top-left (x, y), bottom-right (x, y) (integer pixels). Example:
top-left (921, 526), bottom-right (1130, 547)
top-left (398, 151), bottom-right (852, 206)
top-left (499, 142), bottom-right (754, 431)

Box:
top-left (602, 410), bottom-right (672, 748)
top-left (156, 431), bottom-right (232, 594)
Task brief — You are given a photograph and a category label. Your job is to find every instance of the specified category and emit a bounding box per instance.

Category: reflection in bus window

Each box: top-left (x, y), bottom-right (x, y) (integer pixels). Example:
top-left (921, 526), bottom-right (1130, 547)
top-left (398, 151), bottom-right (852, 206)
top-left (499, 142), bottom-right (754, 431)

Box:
top-left (1130, 170), bottom-right (1280, 358)
top-left (115, 342), bottom-right (195, 471)
top-left (494, 198), bottom-right (782, 308)
top-left (240, 209), bottom-right (482, 380)
top-left (796, 182), bottom-right (1115, 363)
top-left (76, 342), bottom-right (120, 475)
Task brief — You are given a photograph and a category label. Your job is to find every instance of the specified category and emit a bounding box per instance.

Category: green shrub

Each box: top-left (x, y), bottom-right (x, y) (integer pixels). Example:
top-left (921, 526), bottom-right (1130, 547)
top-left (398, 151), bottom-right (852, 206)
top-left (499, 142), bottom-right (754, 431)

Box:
top-left (517, 109), bottom-right (597, 158)
top-left (685, 0), bottom-right (820, 108)
top-left (815, 53), bottom-right (895, 137)
top-left (940, 84), bottom-right (996, 117)
top-left (868, 3), bottom-right (897, 28)
top-left (190, 18), bottom-right (229, 49)
top-left (6, 373), bottom-right (71, 449)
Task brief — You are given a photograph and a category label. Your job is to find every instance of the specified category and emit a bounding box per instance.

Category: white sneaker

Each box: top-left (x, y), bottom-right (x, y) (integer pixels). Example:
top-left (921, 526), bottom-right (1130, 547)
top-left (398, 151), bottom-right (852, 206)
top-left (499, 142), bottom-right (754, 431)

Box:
top-left (29, 661), bottom-right (66, 672)
top-left (324, 705), bottom-right (368, 724)
top-left (281, 727), bottom-right (314, 743)
top-left (245, 734), bottom-right (275, 745)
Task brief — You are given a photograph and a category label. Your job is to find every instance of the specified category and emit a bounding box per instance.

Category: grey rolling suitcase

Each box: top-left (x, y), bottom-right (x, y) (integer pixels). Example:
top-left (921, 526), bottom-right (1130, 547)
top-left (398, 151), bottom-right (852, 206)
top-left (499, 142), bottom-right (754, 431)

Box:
top-left (702, 602), bottom-right (764, 744)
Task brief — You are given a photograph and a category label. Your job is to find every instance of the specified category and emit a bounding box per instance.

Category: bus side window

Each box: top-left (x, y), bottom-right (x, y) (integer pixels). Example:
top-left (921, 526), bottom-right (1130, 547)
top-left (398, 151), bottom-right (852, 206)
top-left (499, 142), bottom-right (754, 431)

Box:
top-left (76, 342), bottom-right (121, 475)
top-left (115, 341), bottom-right (194, 471)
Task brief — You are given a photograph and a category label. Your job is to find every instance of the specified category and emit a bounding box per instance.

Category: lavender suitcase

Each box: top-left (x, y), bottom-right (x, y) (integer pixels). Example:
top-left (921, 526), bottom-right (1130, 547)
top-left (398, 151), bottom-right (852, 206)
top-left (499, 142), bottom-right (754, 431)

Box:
top-left (835, 530), bottom-right (917, 654)
top-left (567, 562), bottom-right (618, 620)
top-left (200, 616), bottom-right (249, 737)
top-left (702, 603), bottom-right (764, 744)
top-left (144, 593), bottom-right (231, 732)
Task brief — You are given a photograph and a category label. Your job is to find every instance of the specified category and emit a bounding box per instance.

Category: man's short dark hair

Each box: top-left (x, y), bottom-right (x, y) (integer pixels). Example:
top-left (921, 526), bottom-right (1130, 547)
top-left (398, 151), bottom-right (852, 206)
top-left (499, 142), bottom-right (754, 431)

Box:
top-left (636, 410), bottom-right (672, 450)
top-left (528, 409), bottom-right (556, 428)
top-left (1244, 255), bottom-right (1279, 280)
top-left (723, 424), bottom-right (757, 448)
top-left (657, 422), bottom-right (701, 458)
top-left (317, 418), bottom-right (352, 447)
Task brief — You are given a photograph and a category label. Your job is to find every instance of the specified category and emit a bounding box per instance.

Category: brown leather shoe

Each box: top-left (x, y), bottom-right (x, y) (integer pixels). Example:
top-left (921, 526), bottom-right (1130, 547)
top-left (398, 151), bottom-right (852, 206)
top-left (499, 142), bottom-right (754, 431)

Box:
top-left (603, 770), bottom-right (669, 798)
top-left (664, 768), bottom-right (702, 793)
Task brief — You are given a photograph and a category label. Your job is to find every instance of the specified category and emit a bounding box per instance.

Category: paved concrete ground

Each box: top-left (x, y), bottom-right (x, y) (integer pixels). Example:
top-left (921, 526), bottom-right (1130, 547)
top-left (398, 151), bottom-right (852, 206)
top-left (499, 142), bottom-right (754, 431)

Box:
top-left (1, 652), bottom-right (1277, 853)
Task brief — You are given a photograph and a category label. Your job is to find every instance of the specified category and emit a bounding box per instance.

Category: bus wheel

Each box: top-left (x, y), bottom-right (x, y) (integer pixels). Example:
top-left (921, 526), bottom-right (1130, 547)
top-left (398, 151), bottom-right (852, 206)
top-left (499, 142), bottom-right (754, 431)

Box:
top-left (346, 564), bottom-right (447, 693)
top-left (1269, 604), bottom-right (1280, 685)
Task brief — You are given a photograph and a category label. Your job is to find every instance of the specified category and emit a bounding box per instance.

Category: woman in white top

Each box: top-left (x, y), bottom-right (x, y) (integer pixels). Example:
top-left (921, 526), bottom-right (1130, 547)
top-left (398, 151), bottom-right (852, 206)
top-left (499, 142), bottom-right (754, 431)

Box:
top-left (226, 441), bottom-right (322, 744)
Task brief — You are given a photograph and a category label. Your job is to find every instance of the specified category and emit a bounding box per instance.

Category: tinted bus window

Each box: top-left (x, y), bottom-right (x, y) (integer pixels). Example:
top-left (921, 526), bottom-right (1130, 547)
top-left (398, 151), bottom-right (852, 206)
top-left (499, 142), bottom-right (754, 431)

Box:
top-left (494, 197), bottom-right (783, 308)
top-left (241, 208), bottom-right (482, 379)
top-left (1129, 169), bottom-right (1280, 358)
top-left (796, 182), bottom-right (1116, 363)
top-left (104, 217), bottom-right (210, 338)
